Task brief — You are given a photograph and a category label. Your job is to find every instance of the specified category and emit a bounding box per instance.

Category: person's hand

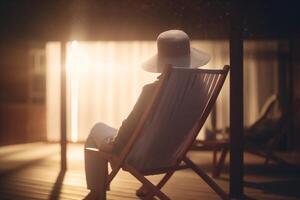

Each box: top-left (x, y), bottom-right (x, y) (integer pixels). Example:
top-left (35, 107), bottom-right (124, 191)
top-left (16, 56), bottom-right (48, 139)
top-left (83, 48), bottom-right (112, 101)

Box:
top-left (99, 137), bottom-right (114, 152)
top-left (99, 142), bottom-right (114, 152)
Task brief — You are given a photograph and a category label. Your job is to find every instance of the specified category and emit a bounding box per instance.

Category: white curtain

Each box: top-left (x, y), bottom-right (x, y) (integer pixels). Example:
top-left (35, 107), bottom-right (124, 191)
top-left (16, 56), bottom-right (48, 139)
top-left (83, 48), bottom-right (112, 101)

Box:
top-left (46, 40), bottom-right (278, 142)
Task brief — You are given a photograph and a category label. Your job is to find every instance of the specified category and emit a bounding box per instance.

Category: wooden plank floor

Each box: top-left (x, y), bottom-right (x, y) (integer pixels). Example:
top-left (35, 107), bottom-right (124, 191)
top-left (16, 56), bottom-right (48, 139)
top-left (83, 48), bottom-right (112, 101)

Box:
top-left (0, 143), bottom-right (299, 200)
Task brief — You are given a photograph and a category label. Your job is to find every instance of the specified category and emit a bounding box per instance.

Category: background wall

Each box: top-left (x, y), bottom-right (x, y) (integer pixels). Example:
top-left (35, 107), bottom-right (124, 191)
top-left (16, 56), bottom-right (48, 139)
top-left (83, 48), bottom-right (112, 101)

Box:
top-left (0, 42), bottom-right (47, 145)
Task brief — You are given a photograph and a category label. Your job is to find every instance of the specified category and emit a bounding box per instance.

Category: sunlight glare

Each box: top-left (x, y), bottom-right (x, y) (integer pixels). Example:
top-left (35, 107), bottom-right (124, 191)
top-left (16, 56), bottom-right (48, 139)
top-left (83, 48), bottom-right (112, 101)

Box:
top-left (67, 40), bottom-right (80, 143)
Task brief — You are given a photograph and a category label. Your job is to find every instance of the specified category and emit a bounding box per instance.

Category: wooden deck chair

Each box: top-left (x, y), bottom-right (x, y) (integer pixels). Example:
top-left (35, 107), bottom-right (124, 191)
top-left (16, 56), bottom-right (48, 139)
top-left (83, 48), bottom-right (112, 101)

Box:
top-left (89, 65), bottom-right (230, 200)
top-left (244, 94), bottom-right (283, 163)
top-left (200, 94), bottom-right (284, 178)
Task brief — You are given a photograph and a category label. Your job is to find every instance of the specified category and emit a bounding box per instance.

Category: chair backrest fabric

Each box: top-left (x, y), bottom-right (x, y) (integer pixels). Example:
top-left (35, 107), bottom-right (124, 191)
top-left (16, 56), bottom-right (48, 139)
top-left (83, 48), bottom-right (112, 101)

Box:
top-left (126, 67), bottom-right (228, 171)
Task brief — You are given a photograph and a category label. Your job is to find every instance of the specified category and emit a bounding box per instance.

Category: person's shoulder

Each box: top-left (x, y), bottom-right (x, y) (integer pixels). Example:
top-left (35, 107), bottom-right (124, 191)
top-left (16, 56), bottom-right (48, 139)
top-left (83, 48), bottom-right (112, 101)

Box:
top-left (142, 80), bottom-right (159, 91)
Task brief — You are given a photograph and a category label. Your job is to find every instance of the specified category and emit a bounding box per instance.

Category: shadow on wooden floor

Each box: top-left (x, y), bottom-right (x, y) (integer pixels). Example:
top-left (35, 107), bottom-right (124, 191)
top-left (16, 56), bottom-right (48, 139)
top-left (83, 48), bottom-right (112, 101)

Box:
top-left (49, 170), bottom-right (66, 200)
top-left (218, 162), bottom-right (300, 199)
top-left (244, 179), bottom-right (300, 199)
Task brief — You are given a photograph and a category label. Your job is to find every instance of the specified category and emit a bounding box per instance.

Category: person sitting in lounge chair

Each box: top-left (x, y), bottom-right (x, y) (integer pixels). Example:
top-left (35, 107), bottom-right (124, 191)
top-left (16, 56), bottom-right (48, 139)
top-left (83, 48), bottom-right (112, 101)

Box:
top-left (83, 29), bottom-right (211, 200)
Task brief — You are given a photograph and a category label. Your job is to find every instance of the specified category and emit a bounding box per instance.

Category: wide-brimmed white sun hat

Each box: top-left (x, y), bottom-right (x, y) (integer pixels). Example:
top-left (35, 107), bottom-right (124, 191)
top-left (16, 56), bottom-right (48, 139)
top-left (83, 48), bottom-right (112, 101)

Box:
top-left (142, 30), bottom-right (210, 73)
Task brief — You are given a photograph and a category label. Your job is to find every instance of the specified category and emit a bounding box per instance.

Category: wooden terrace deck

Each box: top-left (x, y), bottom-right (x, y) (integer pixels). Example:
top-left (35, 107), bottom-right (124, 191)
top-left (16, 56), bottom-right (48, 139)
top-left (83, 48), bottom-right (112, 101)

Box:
top-left (0, 143), bottom-right (299, 200)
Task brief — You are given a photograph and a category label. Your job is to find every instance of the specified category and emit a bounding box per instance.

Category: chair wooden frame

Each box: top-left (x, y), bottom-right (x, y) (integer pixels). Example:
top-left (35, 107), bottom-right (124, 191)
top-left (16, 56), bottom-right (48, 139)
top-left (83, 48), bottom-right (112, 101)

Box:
top-left (89, 65), bottom-right (230, 200)
top-left (194, 94), bottom-right (284, 178)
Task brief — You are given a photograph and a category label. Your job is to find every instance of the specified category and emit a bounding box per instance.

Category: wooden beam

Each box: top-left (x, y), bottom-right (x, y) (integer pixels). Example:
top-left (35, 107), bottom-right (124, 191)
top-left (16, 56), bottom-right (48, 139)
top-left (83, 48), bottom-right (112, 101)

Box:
top-left (60, 42), bottom-right (67, 170)
top-left (229, 2), bottom-right (244, 199)
top-left (278, 40), bottom-right (293, 150)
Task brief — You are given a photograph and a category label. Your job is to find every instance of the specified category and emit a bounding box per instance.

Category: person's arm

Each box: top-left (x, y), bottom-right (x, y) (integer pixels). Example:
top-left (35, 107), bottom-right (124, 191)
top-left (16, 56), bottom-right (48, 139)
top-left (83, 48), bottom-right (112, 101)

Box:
top-left (113, 82), bottom-right (157, 153)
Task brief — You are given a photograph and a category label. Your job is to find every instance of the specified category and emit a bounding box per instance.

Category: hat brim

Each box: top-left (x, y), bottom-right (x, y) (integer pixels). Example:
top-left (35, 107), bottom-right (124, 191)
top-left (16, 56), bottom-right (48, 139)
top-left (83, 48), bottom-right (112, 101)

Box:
top-left (142, 48), bottom-right (211, 73)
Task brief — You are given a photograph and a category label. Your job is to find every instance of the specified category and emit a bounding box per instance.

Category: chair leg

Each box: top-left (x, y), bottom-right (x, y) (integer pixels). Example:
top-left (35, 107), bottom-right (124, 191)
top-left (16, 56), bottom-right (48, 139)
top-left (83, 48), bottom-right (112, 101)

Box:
top-left (213, 147), bottom-right (228, 178)
top-left (183, 156), bottom-right (229, 200)
top-left (125, 164), bottom-right (171, 200)
top-left (213, 148), bottom-right (217, 173)
top-left (142, 171), bottom-right (174, 200)
top-left (105, 163), bottom-right (121, 188)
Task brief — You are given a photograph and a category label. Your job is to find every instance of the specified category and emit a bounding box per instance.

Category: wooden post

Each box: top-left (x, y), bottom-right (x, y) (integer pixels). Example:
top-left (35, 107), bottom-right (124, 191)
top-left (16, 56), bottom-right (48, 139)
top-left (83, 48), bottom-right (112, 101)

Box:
top-left (60, 41), bottom-right (67, 171)
top-left (278, 40), bottom-right (293, 150)
top-left (229, 2), bottom-right (244, 199)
